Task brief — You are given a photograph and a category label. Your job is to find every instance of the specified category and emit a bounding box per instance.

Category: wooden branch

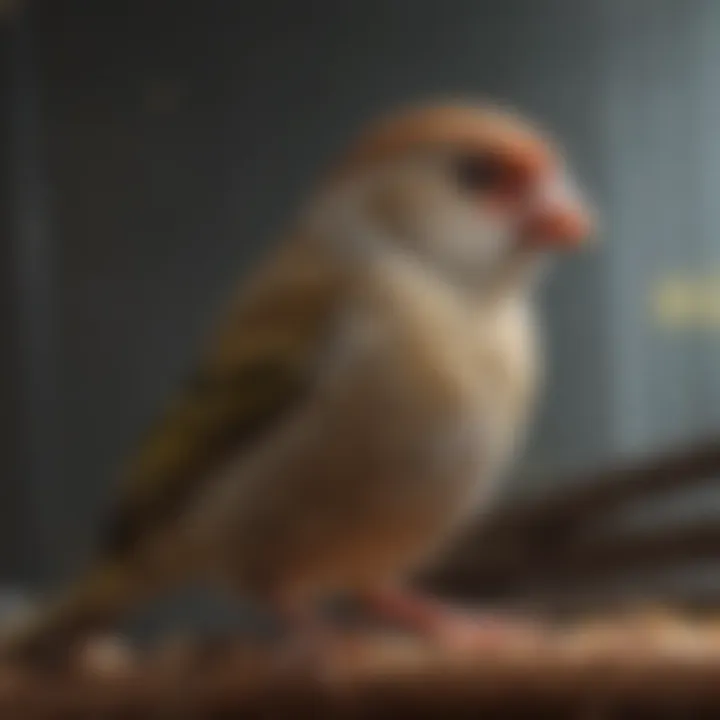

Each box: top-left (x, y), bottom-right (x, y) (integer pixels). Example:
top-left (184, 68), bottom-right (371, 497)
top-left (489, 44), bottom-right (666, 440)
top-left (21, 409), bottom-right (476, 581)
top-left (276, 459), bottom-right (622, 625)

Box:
top-left (430, 438), bottom-right (720, 596)
top-left (515, 521), bottom-right (720, 590)
top-left (3, 617), bottom-right (720, 718)
top-left (488, 438), bottom-right (720, 543)
top-left (456, 522), bottom-right (720, 612)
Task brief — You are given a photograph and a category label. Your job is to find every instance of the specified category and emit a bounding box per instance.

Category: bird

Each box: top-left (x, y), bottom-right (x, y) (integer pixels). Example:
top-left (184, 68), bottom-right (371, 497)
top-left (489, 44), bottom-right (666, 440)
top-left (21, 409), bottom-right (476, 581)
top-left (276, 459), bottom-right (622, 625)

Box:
top-left (1, 99), bottom-right (593, 662)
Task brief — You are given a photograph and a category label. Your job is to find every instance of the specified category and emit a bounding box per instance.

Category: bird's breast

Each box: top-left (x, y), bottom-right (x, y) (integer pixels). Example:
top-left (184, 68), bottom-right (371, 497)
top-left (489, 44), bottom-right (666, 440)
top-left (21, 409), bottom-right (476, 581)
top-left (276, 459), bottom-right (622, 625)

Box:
top-left (321, 264), bottom-right (539, 522)
top-left (189, 258), bottom-right (539, 596)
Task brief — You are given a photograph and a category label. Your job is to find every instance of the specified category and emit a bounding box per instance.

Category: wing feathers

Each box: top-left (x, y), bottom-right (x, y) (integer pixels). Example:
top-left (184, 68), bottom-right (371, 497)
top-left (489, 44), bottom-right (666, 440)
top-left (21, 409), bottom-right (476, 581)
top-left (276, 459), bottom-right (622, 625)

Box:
top-left (101, 237), bottom-right (344, 558)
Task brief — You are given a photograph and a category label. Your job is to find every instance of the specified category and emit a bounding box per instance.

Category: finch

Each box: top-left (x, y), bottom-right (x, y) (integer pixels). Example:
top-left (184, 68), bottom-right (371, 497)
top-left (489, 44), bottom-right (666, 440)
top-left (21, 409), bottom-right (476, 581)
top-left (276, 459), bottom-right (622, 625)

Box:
top-left (2, 99), bottom-right (593, 661)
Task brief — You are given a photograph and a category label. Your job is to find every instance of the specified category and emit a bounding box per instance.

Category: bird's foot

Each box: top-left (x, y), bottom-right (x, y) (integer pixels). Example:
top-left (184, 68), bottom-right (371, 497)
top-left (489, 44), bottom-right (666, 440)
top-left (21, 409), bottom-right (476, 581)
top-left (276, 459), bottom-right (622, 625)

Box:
top-left (361, 586), bottom-right (544, 653)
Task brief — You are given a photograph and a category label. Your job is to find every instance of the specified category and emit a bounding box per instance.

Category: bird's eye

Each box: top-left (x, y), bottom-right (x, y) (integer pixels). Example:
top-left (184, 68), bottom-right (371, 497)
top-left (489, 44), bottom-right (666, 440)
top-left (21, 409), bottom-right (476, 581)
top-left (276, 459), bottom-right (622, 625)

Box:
top-left (455, 153), bottom-right (504, 191)
top-left (454, 152), bottom-right (524, 197)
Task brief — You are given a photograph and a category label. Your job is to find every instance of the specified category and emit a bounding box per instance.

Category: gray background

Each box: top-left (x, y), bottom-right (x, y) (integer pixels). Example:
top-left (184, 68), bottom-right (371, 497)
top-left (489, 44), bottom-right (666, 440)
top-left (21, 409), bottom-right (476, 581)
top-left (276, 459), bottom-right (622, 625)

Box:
top-left (3, 0), bottom-right (720, 612)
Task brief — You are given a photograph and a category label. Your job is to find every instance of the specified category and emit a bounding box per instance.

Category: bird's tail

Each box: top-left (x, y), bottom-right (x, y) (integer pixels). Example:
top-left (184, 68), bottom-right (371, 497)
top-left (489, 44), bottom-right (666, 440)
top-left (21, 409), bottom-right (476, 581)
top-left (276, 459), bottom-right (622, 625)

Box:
top-left (0, 560), bottom-right (141, 664)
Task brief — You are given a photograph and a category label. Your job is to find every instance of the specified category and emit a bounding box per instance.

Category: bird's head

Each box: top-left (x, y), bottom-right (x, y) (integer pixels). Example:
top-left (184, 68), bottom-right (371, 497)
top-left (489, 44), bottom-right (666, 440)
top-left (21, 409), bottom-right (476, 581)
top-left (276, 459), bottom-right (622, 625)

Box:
top-left (309, 101), bottom-right (594, 293)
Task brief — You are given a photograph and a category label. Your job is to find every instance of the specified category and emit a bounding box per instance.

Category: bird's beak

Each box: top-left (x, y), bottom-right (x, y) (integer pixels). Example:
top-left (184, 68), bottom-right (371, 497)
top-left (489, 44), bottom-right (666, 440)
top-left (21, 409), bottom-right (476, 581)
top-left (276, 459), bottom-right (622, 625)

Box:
top-left (519, 171), bottom-right (594, 250)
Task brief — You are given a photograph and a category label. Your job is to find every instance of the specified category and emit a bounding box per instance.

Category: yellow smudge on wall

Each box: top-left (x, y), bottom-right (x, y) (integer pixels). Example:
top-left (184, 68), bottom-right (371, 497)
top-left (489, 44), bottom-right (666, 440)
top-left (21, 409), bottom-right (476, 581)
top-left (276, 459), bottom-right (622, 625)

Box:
top-left (652, 275), bottom-right (720, 329)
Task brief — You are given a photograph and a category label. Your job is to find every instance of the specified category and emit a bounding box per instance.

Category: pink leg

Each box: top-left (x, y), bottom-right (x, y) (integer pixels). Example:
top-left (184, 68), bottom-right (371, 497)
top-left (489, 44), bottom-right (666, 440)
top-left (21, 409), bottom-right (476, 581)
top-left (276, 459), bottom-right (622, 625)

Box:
top-left (360, 586), bottom-right (543, 651)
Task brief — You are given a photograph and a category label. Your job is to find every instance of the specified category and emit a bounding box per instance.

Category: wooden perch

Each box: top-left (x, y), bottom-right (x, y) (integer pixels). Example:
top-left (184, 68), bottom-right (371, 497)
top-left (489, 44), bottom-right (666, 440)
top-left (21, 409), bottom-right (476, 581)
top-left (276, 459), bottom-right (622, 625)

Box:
top-left (2, 612), bottom-right (720, 718)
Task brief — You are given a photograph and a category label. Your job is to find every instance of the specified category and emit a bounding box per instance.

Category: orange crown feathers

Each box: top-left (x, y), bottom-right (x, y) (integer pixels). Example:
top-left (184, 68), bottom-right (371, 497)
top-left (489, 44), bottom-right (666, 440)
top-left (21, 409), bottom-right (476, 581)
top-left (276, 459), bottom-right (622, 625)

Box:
top-left (329, 101), bottom-right (558, 182)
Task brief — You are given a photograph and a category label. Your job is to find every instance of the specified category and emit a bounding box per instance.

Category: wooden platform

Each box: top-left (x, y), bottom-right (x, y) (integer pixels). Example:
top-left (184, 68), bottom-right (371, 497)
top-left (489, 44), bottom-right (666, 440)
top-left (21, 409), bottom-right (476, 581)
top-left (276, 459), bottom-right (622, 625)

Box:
top-left (2, 610), bottom-right (720, 718)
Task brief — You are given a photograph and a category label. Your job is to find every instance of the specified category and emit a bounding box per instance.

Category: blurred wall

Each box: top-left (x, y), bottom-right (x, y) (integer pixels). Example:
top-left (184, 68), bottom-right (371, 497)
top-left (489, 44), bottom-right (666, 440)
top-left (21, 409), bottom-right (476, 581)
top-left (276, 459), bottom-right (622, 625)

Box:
top-left (2, 0), bottom-right (719, 595)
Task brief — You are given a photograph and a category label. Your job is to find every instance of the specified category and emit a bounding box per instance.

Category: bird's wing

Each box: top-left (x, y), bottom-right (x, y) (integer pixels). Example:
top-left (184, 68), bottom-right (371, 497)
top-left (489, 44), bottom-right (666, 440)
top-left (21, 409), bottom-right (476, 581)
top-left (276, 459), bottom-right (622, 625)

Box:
top-left (101, 238), bottom-right (345, 558)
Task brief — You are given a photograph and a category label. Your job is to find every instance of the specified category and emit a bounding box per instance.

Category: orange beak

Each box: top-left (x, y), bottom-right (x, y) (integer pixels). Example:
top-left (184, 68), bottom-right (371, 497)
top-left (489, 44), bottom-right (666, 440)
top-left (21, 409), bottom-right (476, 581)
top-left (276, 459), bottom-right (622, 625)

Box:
top-left (520, 171), bottom-right (594, 250)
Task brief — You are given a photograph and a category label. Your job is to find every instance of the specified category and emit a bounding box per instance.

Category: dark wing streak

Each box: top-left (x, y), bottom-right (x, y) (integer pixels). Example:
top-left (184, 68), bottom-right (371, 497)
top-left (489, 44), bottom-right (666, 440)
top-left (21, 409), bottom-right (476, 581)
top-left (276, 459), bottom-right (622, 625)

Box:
top-left (99, 240), bottom-right (344, 559)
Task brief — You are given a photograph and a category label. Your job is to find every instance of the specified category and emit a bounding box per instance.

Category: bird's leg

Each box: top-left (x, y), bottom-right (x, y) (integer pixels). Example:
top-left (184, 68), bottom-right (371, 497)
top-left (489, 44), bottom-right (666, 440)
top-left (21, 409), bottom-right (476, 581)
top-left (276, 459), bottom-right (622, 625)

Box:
top-left (359, 585), bottom-right (541, 651)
